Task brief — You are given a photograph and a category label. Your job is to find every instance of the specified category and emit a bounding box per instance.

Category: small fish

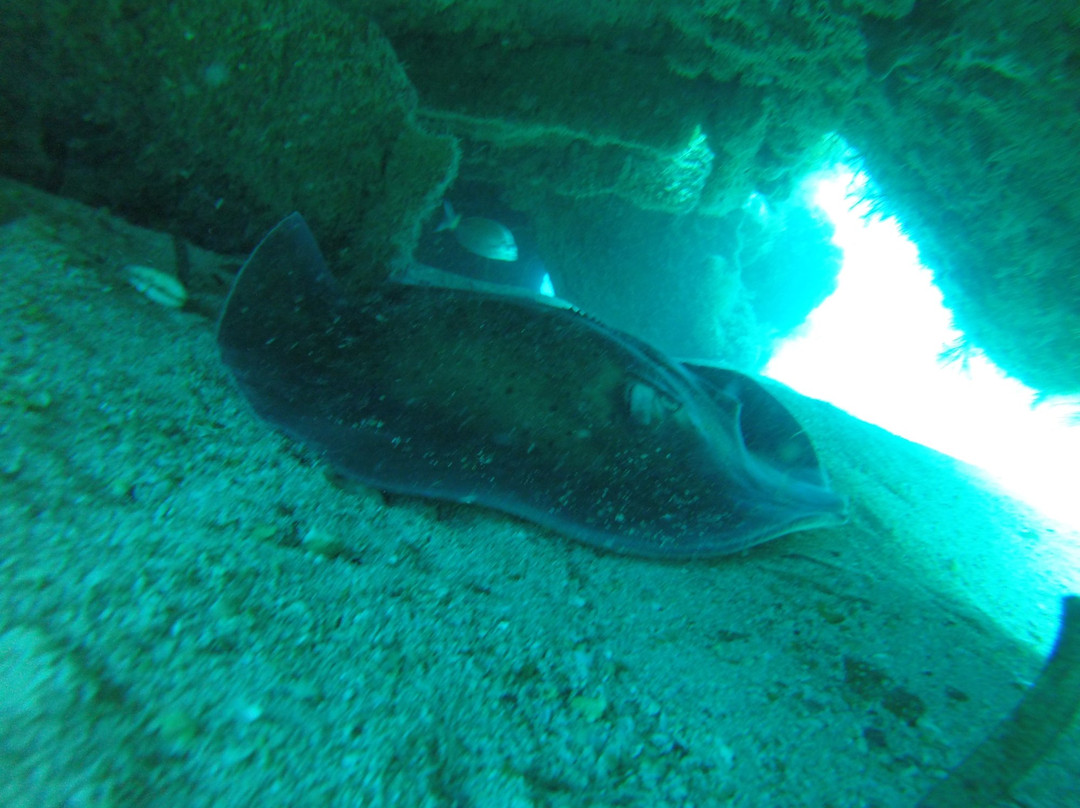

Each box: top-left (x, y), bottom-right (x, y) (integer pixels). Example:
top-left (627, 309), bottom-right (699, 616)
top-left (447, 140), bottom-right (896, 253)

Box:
top-left (436, 201), bottom-right (518, 261)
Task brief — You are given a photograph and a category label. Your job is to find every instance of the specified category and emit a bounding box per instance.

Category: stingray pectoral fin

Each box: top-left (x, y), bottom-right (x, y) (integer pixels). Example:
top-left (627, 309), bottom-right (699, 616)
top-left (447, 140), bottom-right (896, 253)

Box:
top-left (664, 360), bottom-right (847, 549)
top-left (218, 213), bottom-right (344, 338)
top-left (681, 361), bottom-right (834, 490)
top-left (216, 213), bottom-right (352, 431)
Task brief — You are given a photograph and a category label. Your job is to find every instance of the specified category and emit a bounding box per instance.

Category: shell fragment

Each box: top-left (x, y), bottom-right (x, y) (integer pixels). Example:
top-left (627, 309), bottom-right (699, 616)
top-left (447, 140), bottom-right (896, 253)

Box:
top-left (125, 264), bottom-right (188, 308)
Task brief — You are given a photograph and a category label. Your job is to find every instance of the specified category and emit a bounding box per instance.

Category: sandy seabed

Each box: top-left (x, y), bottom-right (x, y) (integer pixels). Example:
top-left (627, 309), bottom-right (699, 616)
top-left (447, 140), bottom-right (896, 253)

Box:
top-left (1, 178), bottom-right (1077, 807)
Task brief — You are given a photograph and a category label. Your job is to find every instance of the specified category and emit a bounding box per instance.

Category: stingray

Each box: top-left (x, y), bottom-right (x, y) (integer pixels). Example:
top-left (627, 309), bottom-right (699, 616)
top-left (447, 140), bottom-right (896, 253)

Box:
top-left (217, 213), bottom-right (847, 558)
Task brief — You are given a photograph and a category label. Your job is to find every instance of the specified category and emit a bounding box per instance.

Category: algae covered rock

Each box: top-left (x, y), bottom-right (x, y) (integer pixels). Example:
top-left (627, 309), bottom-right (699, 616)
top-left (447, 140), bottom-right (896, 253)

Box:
top-left (0, 0), bottom-right (457, 279)
top-left (846, 0), bottom-right (1080, 395)
top-left (5, 0), bottom-right (1078, 393)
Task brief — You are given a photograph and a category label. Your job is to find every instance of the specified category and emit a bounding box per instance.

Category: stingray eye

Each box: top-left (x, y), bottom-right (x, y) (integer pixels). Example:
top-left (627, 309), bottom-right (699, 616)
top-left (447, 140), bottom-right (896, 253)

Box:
top-left (626, 379), bottom-right (679, 426)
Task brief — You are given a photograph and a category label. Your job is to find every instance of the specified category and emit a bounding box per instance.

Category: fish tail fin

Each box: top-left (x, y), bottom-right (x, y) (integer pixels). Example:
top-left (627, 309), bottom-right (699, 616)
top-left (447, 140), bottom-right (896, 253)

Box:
top-left (435, 200), bottom-right (460, 232)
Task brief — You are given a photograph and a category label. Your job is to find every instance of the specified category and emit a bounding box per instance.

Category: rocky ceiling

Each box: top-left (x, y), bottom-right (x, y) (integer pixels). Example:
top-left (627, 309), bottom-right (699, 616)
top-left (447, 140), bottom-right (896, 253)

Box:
top-left (2, 0), bottom-right (1078, 392)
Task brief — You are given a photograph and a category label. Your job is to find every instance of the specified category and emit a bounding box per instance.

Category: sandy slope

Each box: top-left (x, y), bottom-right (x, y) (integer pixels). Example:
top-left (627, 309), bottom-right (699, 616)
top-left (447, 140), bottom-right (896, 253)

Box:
top-left (1, 179), bottom-right (1076, 807)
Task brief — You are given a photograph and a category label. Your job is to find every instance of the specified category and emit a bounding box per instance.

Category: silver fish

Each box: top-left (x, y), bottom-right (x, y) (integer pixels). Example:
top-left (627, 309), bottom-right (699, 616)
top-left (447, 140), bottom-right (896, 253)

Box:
top-left (436, 201), bottom-right (518, 261)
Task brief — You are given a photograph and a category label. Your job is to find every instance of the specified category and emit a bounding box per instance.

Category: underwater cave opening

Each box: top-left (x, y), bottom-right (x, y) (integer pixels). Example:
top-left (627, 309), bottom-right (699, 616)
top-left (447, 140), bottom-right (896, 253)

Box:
top-left (762, 164), bottom-right (1080, 535)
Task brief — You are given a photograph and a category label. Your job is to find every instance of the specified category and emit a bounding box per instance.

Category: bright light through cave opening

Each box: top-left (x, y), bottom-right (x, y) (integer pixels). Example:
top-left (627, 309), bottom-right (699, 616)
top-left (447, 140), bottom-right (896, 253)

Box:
top-left (763, 166), bottom-right (1080, 534)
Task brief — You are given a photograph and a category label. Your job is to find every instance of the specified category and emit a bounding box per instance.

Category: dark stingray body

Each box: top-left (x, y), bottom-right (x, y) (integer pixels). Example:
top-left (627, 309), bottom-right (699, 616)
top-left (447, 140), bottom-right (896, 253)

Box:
top-left (217, 214), bottom-right (847, 558)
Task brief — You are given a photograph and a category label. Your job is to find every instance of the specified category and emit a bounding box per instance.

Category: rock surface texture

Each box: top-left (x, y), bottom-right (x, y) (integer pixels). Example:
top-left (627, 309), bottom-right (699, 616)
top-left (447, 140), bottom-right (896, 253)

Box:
top-left (1, 0), bottom-right (1077, 383)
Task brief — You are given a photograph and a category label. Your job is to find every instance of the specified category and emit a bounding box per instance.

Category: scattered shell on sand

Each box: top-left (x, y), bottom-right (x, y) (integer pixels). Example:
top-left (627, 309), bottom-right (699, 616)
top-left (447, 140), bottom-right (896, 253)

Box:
top-left (125, 264), bottom-right (188, 309)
